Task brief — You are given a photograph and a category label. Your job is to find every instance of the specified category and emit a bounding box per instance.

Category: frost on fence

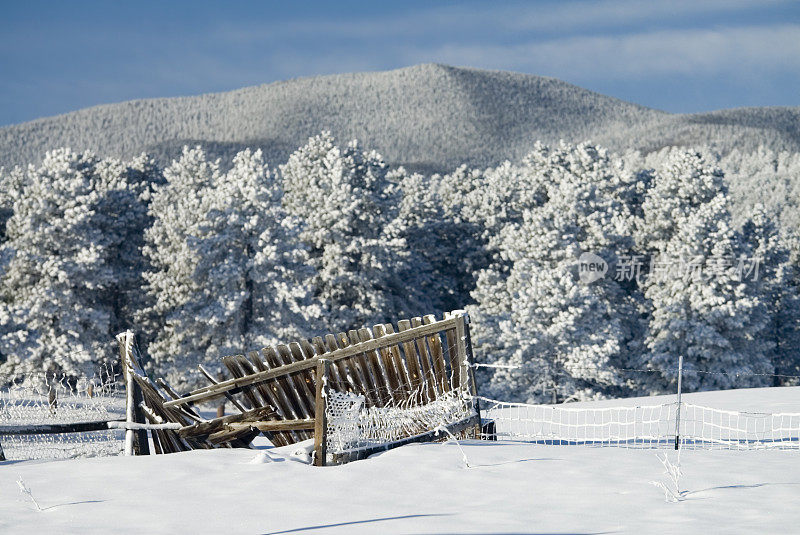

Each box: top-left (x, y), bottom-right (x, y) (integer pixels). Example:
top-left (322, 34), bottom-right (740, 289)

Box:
top-left (679, 404), bottom-right (800, 450)
top-left (0, 370), bottom-right (125, 460)
top-left (325, 386), bottom-right (476, 456)
top-left (482, 398), bottom-right (800, 450)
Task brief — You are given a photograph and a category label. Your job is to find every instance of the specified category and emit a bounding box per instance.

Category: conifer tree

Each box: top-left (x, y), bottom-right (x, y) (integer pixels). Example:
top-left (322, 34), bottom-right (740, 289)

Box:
top-left (0, 149), bottom-right (150, 381)
top-left (742, 207), bottom-right (800, 385)
top-left (280, 132), bottom-right (416, 332)
top-left (142, 148), bottom-right (318, 386)
top-left (470, 143), bottom-right (642, 402)
top-left (641, 152), bottom-right (772, 392)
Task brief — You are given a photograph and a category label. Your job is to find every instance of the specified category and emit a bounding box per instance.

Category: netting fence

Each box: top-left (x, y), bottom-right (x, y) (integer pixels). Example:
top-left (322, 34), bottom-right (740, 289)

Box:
top-left (475, 356), bottom-right (800, 451)
top-left (0, 367), bottom-right (126, 460)
top-left (325, 382), bottom-right (477, 458)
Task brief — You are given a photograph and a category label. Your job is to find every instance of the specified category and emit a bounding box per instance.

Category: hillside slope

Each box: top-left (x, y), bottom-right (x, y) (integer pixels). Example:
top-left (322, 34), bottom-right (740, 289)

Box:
top-left (8, 63), bottom-right (797, 173)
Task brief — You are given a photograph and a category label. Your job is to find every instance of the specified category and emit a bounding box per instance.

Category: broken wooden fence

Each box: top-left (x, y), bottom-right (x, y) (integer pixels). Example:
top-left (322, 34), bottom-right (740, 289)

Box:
top-left (129, 310), bottom-right (481, 466)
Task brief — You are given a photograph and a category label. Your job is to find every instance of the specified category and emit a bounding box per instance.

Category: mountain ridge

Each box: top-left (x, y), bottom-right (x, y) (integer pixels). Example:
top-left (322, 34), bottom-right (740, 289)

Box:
top-left (1, 63), bottom-right (798, 173)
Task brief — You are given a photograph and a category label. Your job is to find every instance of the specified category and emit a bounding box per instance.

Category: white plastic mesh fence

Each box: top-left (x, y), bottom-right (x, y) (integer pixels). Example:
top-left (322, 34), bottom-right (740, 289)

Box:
top-left (0, 370), bottom-right (125, 460)
top-left (481, 397), bottom-right (800, 450)
top-left (325, 386), bottom-right (476, 456)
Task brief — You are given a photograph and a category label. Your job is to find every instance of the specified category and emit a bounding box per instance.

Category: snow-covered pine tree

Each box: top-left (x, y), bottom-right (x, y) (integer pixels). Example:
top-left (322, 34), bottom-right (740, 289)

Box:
top-left (385, 170), bottom-right (486, 315)
top-left (142, 147), bottom-right (319, 387)
top-left (470, 143), bottom-right (642, 403)
top-left (641, 152), bottom-right (773, 392)
top-left (280, 132), bottom-right (418, 332)
top-left (0, 149), bottom-right (150, 382)
top-left (742, 207), bottom-right (800, 385)
top-left (140, 146), bottom-right (220, 380)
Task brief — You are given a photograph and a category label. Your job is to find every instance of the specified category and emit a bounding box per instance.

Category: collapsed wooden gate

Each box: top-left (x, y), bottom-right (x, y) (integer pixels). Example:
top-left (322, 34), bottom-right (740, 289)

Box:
top-left (123, 311), bottom-right (481, 465)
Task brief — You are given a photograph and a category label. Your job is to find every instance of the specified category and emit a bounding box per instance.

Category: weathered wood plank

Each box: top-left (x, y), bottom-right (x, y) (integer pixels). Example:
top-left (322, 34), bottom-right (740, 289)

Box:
top-left (423, 315), bottom-right (450, 393)
top-left (246, 351), bottom-right (300, 445)
top-left (451, 313), bottom-right (468, 391)
top-left (260, 346), bottom-right (307, 427)
top-left (198, 364), bottom-right (248, 414)
top-left (343, 330), bottom-right (375, 398)
top-left (397, 319), bottom-right (426, 399)
top-left (359, 327), bottom-right (395, 405)
top-left (377, 323), bottom-right (412, 401)
top-left (289, 342), bottom-right (319, 412)
top-left (223, 356), bottom-right (263, 410)
top-left (443, 322), bottom-right (461, 390)
top-left (163, 316), bottom-right (460, 407)
top-left (177, 406), bottom-right (277, 439)
top-left (411, 316), bottom-right (438, 399)
top-left (343, 331), bottom-right (380, 406)
top-left (117, 331), bottom-right (150, 455)
top-left (235, 354), bottom-right (291, 446)
top-left (224, 419), bottom-right (316, 432)
top-left (313, 359), bottom-right (331, 467)
top-left (275, 344), bottom-right (316, 420)
top-left (458, 311), bottom-right (483, 438)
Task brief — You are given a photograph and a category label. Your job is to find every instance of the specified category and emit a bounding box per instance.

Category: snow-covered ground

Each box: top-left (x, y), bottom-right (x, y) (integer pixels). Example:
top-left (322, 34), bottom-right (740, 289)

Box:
top-left (2, 387), bottom-right (799, 534)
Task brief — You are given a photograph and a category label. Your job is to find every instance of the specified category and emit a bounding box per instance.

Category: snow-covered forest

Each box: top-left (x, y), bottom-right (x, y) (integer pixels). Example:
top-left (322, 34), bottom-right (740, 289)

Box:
top-left (1, 133), bottom-right (799, 402)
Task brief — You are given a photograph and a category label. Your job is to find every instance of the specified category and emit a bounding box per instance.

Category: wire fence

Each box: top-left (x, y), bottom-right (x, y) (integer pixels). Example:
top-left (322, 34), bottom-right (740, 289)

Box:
top-left (0, 365), bottom-right (126, 460)
top-left (325, 382), bottom-right (476, 457)
top-left (474, 358), bottom-right (800, 450)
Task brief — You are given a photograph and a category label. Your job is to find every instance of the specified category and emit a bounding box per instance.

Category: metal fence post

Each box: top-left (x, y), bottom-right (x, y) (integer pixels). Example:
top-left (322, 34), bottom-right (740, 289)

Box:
top-left (675, 354), bottom-right (684, 450)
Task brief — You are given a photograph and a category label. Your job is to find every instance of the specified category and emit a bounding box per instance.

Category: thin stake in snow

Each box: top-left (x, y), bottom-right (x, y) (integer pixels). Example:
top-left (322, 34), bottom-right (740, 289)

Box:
top-left (675, 354), bottom-right (684, 450)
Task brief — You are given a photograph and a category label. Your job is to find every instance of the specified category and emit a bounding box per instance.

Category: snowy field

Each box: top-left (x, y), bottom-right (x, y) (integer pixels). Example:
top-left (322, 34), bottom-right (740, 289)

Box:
top-left (2, 387), bottom-right (799, 534)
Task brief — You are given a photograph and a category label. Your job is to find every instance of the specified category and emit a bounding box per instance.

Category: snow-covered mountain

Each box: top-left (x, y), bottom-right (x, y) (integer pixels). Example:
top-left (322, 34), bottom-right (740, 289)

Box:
top-left (2, 63), bottom-right (798, 173)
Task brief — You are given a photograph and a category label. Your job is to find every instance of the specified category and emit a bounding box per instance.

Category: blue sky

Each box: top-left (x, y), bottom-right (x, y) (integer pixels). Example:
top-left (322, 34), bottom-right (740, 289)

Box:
top-left (1, 0), bottom-right (798, 126)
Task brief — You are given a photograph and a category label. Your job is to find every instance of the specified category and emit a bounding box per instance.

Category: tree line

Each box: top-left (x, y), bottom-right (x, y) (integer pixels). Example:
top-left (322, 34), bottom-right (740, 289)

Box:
top-left (1, 133), bottom-right (798, 400)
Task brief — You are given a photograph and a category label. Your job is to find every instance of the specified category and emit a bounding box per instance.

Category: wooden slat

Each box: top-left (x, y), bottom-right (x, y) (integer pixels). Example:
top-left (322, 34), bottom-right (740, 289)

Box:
top-left (133, 375), bottom-right (197, 452)
top-left (198, 364), bottom-right (248, 414)
top-left (223, 356), bottom-right (263, 410)
top-left (423, 314), bottom-right (449, 393)
top-left (313, 359), bottom-right (331, 467)
top-left (373, 325), bottom-right (405, 402)
top-left (164, 316), bottom-right (461, 407)
top-left (237, 353), bottom-right (292, 446)
top-left (451, 313), bottom-right (468, 391)
top-left (358, 327), bottom-right (394, 405)
top-left (302, 339), bottom-right (342, 392)
top-left (275, 344), bottom-right (316, 419)
top-left (442, 320), bottom-right (461, 390)
top-left (260, 347), bottom-right (307, 429)
top-left (397, 319), bottom-right (426, 399)
top-left (342, 330), bottom-right (380, 404)
top-left (247, 351), bottom-right (301, 445)
top-left (177, 406), bottom-right (276, 439)
top-left (377, 323), bottom-right (412, 401)
top-left (289, 342), bottom-right (319, 411)
top-left (224, 419), bottom-right (316, 432)
top-left (411, 316), bottom-right (439, 399)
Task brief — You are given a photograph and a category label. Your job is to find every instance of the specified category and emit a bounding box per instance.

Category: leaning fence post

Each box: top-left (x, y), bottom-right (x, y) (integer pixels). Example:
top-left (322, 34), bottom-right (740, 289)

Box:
top-left (116, 330), bottom-right (150, 456)
top-left (455, 310), bottom-right (482, 439)
top-left (675, 354), bottom-right (684, 450)
top-left (313, 359), bottom-right (331, 467)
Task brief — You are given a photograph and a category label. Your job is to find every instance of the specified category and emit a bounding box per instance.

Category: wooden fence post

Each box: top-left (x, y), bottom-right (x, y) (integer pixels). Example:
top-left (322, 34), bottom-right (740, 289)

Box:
top-left (454, 311), bottom-right (483, 439)
top-left (313, 359), bottom-right (331, 467)
top-left (116, 330), bottom-right (150, 456)
top-left (0, 438), bottom-right (5, 461)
